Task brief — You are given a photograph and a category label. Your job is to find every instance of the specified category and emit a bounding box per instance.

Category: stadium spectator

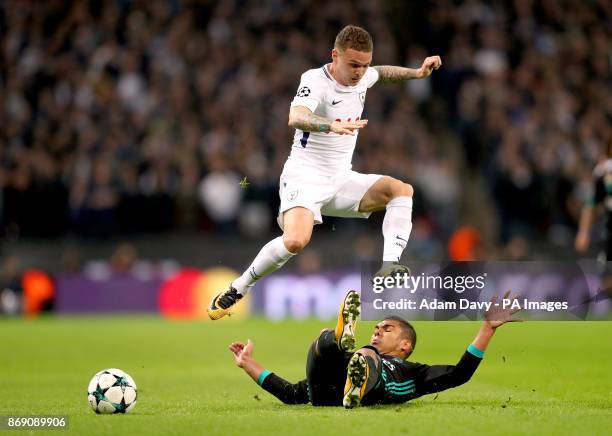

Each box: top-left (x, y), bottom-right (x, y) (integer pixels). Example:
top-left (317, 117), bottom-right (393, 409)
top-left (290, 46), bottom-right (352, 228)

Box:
top-left (0, 256), bottom-right (23, 315)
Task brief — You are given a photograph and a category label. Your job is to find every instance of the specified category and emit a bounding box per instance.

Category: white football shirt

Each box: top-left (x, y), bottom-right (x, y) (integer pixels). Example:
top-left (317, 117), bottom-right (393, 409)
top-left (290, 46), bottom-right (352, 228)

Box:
top-left (287, 64), bottom-right (379, 174)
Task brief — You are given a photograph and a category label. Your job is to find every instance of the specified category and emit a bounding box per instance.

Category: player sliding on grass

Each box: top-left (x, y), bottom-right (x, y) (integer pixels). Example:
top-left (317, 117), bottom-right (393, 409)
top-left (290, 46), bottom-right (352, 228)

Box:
top-left (208, 25), bottom-right (442, 320)
top-left (229, 290), bottom-right (521, 408)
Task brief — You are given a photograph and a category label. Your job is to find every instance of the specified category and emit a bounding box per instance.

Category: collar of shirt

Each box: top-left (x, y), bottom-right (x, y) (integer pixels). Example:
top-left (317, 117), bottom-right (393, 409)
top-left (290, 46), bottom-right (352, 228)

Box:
top-left (322, 64), bottom-right (367, 92)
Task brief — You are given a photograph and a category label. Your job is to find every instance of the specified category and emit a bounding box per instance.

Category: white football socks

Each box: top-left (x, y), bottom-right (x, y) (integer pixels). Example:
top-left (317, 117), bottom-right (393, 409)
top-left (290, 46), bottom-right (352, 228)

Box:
top-left (232, 236), bottom-right (295, 295)
top-left (382, 196), bottom-right (413, 262)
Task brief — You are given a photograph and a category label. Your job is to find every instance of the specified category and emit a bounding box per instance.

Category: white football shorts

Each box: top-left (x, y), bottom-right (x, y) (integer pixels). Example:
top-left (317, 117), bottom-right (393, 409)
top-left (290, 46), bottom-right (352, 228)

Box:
top-left (277, 163), bottom-right (383, 230)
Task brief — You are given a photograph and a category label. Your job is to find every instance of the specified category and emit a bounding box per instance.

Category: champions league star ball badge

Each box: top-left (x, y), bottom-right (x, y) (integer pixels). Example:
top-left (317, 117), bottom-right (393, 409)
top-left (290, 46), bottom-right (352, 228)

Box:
top-left (297, 86), bottom-right (311, 97)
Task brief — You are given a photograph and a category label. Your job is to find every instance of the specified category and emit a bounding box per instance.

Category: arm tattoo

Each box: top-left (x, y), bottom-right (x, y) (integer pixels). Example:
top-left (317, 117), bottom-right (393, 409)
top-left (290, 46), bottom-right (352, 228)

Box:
top-left (291, 110), bottom-right (332, 133)
top-left (374, 65), bottom-right (421, 84)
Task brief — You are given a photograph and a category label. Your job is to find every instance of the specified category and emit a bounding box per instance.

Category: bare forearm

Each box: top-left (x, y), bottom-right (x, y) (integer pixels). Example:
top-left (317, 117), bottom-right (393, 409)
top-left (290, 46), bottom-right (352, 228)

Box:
top-left (471, 322), bottom-right (496, 352)
top-left (374, 65), bottom-right (423, 84)
top-left (288, 108), bottom-right (332, 133)
top-left (240, 356), bottom-right (266, 383)
top-left (578, 205), bottom-right (595, 235)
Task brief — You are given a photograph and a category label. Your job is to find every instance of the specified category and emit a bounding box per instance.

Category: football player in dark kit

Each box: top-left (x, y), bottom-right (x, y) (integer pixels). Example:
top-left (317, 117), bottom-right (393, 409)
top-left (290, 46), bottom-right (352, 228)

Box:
top-left (576, 136), bottom-right (612, 291)
top-left (229, 290), bottom-right (521, 408)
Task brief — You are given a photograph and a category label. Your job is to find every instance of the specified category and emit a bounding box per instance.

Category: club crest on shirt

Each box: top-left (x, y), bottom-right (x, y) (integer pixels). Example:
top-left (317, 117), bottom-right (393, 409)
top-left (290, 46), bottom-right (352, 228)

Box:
top-left (359, 92), bottom-right (366, 107)
top-left (287, 190), bottom-right (299, 201)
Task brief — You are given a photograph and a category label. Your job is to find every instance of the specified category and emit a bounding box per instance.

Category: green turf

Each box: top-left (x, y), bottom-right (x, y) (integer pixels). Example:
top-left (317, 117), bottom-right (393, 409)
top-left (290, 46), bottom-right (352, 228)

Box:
top-left (0, 316), bottom-right (611, 435)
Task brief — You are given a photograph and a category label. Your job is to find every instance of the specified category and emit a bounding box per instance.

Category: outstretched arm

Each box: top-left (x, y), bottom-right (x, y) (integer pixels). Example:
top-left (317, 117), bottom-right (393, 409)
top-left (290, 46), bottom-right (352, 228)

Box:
top-left (471, 291), bottom-right (522, 352)
top-left (576, 164), bottom-right (606, 253)
top-left (229, 340), bottom-right (265, 382)
top-left (229, 340), bottom-right (309, 405)
top-left (374, 56), bottom-right (442, 84)
top-left (575, 204), bottom-right (599, 253)
top-left (575, 205), bottom-right (595, 253)
top-left (415, 292), bottom-right (522, 396)
top-left (288, 106), bottom-right (368, 135)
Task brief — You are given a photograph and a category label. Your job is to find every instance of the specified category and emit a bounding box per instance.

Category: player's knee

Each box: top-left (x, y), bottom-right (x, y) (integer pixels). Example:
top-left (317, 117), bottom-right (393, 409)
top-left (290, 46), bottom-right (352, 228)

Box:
top-left (401, 182), bottom-right (414, 198)
top-left (356, 347), bottom-right (381, 371)
top-left (380, 178), bottom-right (413, 205)
top-left (357, 347), bottom-right (378, 361)
top-left (390, 179), bottom-right (413, 199)
top-left (283, 235), bottom-right (310, 253)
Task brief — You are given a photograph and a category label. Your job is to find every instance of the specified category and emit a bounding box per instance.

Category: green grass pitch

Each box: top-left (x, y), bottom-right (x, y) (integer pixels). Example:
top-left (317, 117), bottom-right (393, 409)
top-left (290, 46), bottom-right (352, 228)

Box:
top-left (1, 317), bottom-right (611, 435)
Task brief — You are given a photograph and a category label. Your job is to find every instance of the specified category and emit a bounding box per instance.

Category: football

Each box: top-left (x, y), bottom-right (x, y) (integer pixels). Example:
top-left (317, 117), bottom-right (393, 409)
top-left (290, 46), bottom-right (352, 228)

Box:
top-left (87, 368), bottom-right (138, 414)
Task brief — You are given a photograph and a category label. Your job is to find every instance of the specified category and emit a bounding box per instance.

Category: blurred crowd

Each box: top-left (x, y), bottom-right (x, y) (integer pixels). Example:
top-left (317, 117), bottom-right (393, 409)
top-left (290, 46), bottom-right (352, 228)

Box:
top-left (1, 0), bottom-right (611, 258)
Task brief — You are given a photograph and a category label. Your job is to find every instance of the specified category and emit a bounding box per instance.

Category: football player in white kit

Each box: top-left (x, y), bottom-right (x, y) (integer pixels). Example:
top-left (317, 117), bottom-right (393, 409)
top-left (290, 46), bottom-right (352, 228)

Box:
top-left (209, 25), bottom-right (442, 320)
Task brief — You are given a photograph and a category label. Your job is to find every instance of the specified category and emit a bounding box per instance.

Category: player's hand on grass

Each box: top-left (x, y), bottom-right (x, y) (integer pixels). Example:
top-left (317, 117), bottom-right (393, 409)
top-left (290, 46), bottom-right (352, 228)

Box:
top-left (229, 340), bottom-right (253, 368)
top-left (484, 291), bottom-right (522, 329)
top-left (417, 56), bottom-right (442, 78)
top-left (330, 119), bottom-right (368, 135)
